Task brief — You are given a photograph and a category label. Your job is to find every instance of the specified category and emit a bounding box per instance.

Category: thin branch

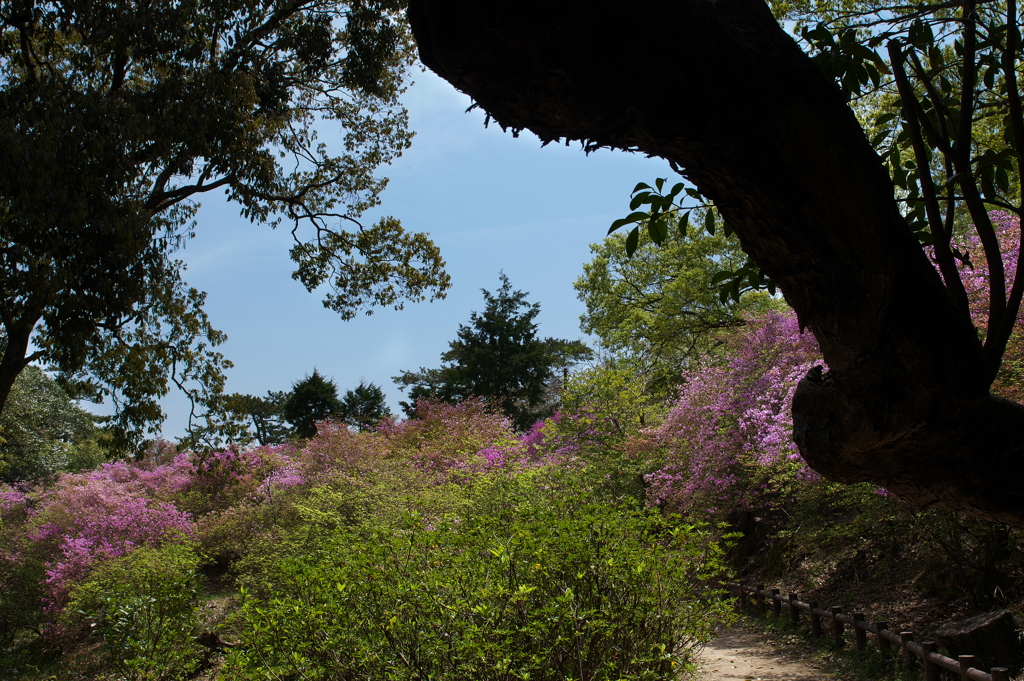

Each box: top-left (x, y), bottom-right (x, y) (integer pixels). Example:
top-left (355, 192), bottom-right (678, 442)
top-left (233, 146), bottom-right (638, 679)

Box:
top-left (889, 40), bottom-right (970, 313)
top-left (907, 51), bottom-right (955, 156)
top-left (146, 175), bottom-right (234, 212)
top-left (950, 0), bottom-right (1008, 361)
top-left (991, 0), bottom-right (1024, 359)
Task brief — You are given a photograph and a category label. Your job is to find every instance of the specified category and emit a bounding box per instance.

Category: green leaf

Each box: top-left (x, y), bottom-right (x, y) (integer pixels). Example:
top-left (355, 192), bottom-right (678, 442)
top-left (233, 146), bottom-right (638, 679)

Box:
top-left (874, 112), bottom-right (897, 127)
top-left (677, 211), bottom-right (690, 237)
top-left (625, 226), bottom-right (640, 257)
top-left (704, 210), bottom-right (716, 236)
top-left (710, 270), bottom-right (733, 285)
top-left (608, 212), bottom-right (649, 235)
top-left (632, 182), bottom-right (652, 194)
top-left (648, 218), bottom-right (669, 245)
top-left (629, 192), bottom-right (651, 211)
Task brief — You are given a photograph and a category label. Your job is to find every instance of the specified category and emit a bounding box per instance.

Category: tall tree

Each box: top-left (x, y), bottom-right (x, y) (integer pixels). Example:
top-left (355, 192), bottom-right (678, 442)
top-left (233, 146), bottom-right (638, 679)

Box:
top-left (225, 391), bottom-right (291, 447)
top-left (283, 370), bottom-right (343, 439)
top-left (338, 380), bottom-right (393, 431)
top-left (396, 274), bottom-right (591, 430)
top-left (0, 0), bottom-right (450, 441)
top-left (407, 0), bottom-right (1024, 524)
top-left (576, 221), bottom-right (781, 394)
top-left (0, 366), bottom-right (101, 482)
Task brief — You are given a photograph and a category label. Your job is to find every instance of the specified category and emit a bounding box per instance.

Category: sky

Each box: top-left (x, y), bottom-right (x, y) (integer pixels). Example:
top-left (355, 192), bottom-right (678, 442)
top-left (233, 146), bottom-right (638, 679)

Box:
top-left (155, 68), bottom-right (673, 439)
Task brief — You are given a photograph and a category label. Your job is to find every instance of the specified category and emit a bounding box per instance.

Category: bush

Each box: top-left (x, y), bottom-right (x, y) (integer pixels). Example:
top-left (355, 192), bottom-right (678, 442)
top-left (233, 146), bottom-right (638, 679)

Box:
top-left (67, 542), bottom-right (204, 681)
top-left (25, 475), bottom-right (195, 614)
top-left (223, 467), bottom-right (734, 681)
top-left (642, 310), bottom-right (822, 520)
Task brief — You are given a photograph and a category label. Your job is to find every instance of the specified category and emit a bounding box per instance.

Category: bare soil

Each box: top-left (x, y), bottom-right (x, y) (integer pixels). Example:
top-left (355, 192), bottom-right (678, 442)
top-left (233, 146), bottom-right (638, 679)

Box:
top-left (695, 623), bottom-right (837, 681)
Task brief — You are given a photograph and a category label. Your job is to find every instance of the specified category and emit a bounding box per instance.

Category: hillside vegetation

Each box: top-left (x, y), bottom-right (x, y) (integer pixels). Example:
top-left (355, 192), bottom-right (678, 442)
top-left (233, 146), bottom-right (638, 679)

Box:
top-left (4, 299), bottom-right (1023, 680)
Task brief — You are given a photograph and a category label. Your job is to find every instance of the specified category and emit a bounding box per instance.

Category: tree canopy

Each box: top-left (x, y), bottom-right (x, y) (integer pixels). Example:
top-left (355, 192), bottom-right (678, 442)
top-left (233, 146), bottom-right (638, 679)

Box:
top-left (407, 0), bottom-right (1024, 524)
top-left (395, 273), bottom-right (591, 430)
top-left (337, 380), bottom-right (393, 431)
top-left (576, 220), bottom-right (781, 394)
top-left (225, 390), bottom-right (291, 447)
top-left (0, 366), bottom-right (107, 482)
top-left (0, 0), bottom-right (450, 444)
top-left (284, 370), bottom-right (343, 439)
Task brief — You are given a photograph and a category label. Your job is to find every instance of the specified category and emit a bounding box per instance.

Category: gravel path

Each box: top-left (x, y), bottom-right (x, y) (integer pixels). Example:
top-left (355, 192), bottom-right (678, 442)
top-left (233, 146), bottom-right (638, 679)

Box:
top-left (696, 624), bottom-right (837, 680)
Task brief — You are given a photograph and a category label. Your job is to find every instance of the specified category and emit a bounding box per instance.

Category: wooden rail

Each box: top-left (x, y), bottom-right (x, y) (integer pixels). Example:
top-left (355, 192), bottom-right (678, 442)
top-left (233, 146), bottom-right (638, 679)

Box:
top-left (728, 582), bottom-right (1012, 681)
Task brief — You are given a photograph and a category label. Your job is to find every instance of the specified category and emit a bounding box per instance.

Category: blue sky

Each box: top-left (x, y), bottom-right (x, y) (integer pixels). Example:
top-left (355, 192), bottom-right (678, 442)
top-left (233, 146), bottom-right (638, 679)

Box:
top-left (158, 69), bottom-right (672, 438)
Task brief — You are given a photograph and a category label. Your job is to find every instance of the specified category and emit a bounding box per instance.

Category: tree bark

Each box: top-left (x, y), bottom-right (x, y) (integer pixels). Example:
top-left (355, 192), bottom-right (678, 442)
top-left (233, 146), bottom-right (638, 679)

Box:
top-left (0, 320), bottom-right (34, 415)
top-left (407, 0), bottom-right (1024, 525)
top-left (935, 610), bottom-right (1022, 671)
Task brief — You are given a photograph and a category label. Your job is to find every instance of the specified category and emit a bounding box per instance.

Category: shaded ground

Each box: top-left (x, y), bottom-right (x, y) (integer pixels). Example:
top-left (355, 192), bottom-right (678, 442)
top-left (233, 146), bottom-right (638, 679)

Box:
top-left (696, 623), bottom-right (836, 681)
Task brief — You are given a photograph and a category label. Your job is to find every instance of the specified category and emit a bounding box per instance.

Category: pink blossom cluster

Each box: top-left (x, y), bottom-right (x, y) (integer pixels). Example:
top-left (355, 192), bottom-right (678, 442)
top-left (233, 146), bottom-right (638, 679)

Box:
top-left (643, 310), bottom-right (822, 516)
top-left (85, 454), bottom-right (195, 502)
top-left (453, 413), bottom-right (586, 476)
top-left (27, 475), bottom-right (195, 610)
top-left (0, 483), bottom-right (27, 520)
top-left (939, 212), bottom-right (1024, 400)
top-left (375, 397), bottom-right (516, 477)
top-left (184, 445), bottom-right (301, 511)
top-left (945, 211), bottom-right (1021, 331)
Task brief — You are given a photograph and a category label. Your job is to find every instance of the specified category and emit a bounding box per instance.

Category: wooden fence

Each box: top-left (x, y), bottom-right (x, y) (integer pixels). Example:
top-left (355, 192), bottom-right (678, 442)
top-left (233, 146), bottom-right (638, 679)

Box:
top-left (728, 582), bottom-right (1012, 681)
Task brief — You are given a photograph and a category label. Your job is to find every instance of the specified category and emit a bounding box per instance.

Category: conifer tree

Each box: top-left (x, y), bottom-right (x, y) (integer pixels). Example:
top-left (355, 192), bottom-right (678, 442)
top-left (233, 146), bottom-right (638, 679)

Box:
top-left (397, 274), bottom-right (590, 430)
top-left (338, 381), bottom-right (393, 431)
top-left (283, 370), bottom-right (342, 439)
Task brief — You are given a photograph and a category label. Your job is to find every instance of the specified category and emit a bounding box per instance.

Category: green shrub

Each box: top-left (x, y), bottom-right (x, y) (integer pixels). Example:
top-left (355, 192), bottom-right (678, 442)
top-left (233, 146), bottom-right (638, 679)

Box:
top-left (68, 541), bottom-right (203, 681)
top-left (224, 467), bottom-right (735, 681)
top-left (0, 550), bottom-right (46, 644)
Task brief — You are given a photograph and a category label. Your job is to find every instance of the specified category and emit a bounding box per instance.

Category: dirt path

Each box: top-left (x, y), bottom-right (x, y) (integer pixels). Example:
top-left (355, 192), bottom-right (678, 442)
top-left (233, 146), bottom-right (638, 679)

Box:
top-left (696, 624), bottom-right (836, 680)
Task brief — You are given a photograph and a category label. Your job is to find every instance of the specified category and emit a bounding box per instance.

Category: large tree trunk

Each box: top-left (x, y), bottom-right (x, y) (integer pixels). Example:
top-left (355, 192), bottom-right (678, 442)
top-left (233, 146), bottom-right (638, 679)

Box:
top-left (407, 0), bottom-right (1024, 525)
top-left (0, 320), bottom-right (34, 415)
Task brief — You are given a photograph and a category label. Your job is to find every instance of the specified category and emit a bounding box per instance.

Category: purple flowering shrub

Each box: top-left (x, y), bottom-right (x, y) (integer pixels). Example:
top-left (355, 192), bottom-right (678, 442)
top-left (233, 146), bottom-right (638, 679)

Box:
top-left (22, 474), bottom-right (195, 617)
top-left (375, 397), bottom-right (518, 477)
top-left (296, 422), bottom-right (389, 481)
top-left (0, 483), bottom-right (28, 529)
top-left (940, 211), bottom-right (1024, 401)
top-left (643, 310), bottom-right (822, 518)
top-left (457, 414), bottom-right (577, 475)
top-left (86, 455), bottom-right (195, 504)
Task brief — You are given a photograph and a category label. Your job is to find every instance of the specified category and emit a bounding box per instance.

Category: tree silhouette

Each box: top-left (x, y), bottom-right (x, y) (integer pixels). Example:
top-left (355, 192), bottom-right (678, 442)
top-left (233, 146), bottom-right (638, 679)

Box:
top-left (338, 381), bottom-right (393, 431)
top-left (397, 274), bottom-right (590, 430)
top-left (283, 370), bottom-right (342, 439)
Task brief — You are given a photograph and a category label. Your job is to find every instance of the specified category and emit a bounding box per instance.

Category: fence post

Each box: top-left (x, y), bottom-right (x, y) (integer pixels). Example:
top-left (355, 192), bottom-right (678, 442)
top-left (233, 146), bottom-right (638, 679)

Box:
top-left (958, 654), bottom-right (976, 681)
top-left (991, 667), bottom-right (1010, 681)
top-left (771, 589), bottom-right (781, 619)
top-left (755, 584), bottom-right (765, 614)
top-left (809, 601), bottom-right (822, 638)
top-left (922, 641), bottom-right (940, 681)
top-left (900, 632), bottom-right (915, 673)
top-left (874, 621), bottom-right (890, 654)
top-left (853, 613), bottom-right (867, 650)
top-left (789, 594), bottom-right (800, 627)
top-left (830, 606), bottom-right (844, 647)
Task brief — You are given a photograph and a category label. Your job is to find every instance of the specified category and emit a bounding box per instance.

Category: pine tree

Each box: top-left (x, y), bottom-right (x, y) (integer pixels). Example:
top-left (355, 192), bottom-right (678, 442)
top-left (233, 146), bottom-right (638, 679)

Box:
top-left (283, 370), bottom-right (342, 439)
top-left (338, 381), bottom-right (393, 431)
top-left (396, 274), bottom-right (590, 430)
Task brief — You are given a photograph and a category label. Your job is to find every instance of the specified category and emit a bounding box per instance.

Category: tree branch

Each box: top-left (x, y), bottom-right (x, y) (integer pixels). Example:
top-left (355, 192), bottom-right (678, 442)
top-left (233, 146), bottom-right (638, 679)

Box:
top-left (889, 40), bottom-right (970, 314)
